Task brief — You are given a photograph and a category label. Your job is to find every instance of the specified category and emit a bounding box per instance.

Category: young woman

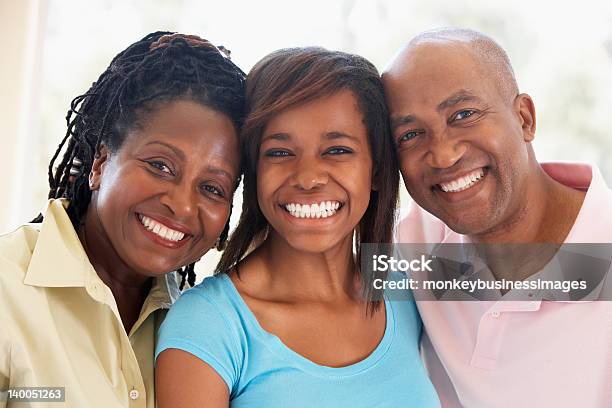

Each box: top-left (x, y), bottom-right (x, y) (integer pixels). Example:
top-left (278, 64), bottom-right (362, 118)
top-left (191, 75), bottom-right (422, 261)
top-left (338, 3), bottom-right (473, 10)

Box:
top-left (0, 32), bottom-right (245, 407)
top-left (156, 47), bottom-right (440, 407)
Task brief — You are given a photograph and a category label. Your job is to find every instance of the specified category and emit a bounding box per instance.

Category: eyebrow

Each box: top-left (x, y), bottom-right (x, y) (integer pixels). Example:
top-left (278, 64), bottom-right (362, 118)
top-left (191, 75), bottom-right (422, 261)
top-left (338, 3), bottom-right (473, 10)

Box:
top-left (147, 140), bottom-right (234, 181)
top-left (206, 166), bottom-right (234, 182)
top-left (145, 140), bottom-right (185, 160)
top-left (324, 131), bottom-right (360, 143)
top-left (437, 90), bottom-right (483, 112)
top-left (390, 114), bottom-right (417, 131)
top-left (261, 131), bottom-right (360, 144)
top-left (390, 90), bottom-right (483, 131)
top-left (261, 133), bottom-right (290, 143)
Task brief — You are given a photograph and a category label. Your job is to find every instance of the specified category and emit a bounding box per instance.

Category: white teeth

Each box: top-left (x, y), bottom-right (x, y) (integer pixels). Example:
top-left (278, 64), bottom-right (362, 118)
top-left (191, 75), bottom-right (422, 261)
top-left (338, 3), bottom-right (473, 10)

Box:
top-left (439, 168), bottom-right (485, 193)
top-left (139, 215), bottom-right (186, 242)
top-left (283, 201), bottom-right (342, 219)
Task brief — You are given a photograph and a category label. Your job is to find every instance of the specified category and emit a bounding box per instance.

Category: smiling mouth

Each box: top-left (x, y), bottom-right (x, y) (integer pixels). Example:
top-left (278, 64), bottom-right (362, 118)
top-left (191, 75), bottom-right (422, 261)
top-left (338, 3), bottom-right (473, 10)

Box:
top-left (435, 167), bottom-right (488, 193)
top-left (138, 214), bottom-right (188, 242)
top-left (281, 201), bottom-right (343, 219)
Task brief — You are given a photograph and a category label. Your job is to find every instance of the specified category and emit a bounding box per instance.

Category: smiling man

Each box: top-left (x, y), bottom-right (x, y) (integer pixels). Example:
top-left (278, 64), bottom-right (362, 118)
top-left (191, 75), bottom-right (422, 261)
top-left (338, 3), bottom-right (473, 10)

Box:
top-left (383, 28), bottom-right (612, 407)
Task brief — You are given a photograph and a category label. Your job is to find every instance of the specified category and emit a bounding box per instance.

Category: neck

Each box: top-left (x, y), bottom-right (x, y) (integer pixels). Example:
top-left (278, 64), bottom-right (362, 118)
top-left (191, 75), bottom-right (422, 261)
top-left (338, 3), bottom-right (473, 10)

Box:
top-left (79, 203), bottom-right (152, 333)
top-left (469, 163), bottom-right (586, 283)
top-left (472, 163), bottom-right (585, 244)
top-left (252, 232), bottom-right (359, 303)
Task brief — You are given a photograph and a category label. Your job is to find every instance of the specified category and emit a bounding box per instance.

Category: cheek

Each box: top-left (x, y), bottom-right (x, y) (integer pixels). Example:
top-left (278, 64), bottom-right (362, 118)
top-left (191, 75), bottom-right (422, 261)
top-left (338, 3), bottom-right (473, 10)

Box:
top-left (256, 164), bottom-right (282, 212)
top-left (200, 203), bottom-right (231, 237)
top-left (398, 157), bottom-right (426, 193)
top-left (345, 161), bottom-right (374, 209)
top-left (97, 166), bottom-right (157, 218)
top-left (95, 166), bottom-right (136, 223)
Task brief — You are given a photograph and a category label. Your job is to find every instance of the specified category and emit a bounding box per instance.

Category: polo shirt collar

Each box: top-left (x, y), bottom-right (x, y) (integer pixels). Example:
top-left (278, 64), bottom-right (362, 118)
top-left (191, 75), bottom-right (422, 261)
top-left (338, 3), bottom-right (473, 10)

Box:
top-left (559, 163), bottom-right (612, 242)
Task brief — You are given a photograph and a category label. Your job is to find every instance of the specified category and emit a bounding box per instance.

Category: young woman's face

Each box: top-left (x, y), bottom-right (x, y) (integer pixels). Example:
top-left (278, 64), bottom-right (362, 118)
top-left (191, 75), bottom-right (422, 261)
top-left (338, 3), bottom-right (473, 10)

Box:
top-left (89, 99), bottom-right (240, 276)
top-left (257, 89), bottom-right (374, 253)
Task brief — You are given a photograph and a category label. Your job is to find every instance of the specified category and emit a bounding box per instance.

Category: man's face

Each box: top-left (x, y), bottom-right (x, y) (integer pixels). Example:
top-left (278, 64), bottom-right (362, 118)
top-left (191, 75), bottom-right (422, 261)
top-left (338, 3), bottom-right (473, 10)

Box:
top-left (383, 43), bottom-right (533, 236)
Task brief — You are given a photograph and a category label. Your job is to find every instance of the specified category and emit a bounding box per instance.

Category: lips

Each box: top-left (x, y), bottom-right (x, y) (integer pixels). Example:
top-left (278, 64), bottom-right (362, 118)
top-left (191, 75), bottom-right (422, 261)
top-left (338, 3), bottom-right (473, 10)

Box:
top-left (136, 213), bottom-right (192, 248)
top-left (138, 214), bottom-right (186, 241)
top-left (429, 166), bottom-right (491, 204)
top-left (281, 200), bottom-right (343, 219)
top-left (437, 167), bottom-right (486, 193)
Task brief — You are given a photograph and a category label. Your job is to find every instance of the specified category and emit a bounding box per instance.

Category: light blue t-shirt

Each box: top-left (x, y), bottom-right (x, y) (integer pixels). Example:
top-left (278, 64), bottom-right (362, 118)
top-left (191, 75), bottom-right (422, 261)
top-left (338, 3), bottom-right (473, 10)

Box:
top-left (156, 274), bottom-right (440, 407)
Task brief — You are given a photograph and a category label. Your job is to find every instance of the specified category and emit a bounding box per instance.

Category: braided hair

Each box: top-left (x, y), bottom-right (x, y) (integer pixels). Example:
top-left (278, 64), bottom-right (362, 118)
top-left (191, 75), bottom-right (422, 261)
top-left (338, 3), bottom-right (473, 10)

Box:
top-left (33, 31), bottom-right (246, 289)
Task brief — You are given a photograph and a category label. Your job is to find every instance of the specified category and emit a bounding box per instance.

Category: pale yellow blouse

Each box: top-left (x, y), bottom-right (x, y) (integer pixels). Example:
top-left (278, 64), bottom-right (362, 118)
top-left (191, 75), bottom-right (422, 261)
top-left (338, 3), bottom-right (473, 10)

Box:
top-left (0, 200), bottom-right (180, 407)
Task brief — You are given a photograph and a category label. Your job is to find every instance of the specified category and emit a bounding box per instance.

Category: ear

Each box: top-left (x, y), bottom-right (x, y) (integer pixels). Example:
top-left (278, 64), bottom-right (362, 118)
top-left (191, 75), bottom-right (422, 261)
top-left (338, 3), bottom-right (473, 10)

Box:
top-left (514, 93), bottom-right (536, 142)
top-left (89, 144), bottom-right (111, 191)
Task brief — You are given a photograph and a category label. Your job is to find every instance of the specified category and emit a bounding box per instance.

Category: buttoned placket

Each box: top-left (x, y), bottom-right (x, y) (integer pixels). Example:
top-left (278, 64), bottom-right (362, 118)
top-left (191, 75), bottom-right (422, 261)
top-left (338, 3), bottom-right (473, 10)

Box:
top-left (85, 272), bottom-right (148, 408)
top-left (470, 300), bottom-right (541, 370)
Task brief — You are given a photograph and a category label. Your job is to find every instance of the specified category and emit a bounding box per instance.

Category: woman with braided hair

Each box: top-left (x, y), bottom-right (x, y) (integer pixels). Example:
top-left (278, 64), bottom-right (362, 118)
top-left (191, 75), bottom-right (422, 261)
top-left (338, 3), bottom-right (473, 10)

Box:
top-left (0, 32), bottom-right (245, 407)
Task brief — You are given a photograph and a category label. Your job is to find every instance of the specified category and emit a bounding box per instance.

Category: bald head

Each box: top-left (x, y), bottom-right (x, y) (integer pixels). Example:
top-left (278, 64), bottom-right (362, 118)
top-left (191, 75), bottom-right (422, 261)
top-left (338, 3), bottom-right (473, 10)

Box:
top-left (385, 28), bottom-right (519, 103)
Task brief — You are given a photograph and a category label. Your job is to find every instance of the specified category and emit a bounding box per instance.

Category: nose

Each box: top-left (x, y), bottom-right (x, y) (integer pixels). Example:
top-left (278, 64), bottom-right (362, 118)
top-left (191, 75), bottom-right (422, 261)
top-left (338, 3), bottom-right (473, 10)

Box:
top-left (289, 156), bottom-right (329, 190)
top-left (159, 180), bottom-right (198, 219)
top-left (425, 133), bottom-right (467, 169)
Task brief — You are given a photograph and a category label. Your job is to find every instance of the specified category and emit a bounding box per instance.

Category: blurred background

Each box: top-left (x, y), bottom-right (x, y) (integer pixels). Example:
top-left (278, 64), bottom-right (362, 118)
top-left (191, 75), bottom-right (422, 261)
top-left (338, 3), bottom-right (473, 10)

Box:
top-left (2, 0), bottom-right (612, 277)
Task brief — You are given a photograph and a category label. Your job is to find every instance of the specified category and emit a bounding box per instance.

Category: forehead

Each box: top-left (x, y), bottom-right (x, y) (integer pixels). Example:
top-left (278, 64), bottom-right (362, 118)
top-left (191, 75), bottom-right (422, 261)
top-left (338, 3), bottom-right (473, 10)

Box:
top-left (384, 42), bottom-right (498, 112)
top-left (263, 89), bottom-right (366, 138)
top-left (122, 100), bottom-right (240, 168)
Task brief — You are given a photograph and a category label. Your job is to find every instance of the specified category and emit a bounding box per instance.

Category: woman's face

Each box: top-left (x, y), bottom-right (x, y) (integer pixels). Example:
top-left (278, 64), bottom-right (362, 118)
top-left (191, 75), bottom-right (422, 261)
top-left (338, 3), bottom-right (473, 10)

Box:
top-left (88, 99), bottom-right (240, 276)
top-left (257, 89), bottom-right (374, 254)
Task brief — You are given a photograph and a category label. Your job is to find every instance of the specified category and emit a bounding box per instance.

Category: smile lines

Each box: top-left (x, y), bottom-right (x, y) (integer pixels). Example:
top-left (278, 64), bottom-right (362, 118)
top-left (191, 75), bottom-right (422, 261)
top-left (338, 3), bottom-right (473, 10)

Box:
top-left (283, 201), bottom-right (342, 219)
top-left (438, 168), bottom-right (486, 193)
top-left (138, 214), bottom-right (186, 242)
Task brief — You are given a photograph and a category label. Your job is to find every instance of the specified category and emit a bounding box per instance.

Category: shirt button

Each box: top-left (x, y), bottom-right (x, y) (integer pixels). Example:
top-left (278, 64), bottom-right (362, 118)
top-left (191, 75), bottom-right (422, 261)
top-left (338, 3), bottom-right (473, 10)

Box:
top-left (129, 389), bottom-right (140, 400)
top-left (491, 311), bottom-right (501, 318)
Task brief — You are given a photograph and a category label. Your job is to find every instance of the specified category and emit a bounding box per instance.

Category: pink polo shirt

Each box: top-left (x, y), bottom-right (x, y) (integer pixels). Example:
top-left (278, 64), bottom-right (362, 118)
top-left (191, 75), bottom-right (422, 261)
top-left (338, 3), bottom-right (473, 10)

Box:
top-left (396, 162), bottom-right (612, 407)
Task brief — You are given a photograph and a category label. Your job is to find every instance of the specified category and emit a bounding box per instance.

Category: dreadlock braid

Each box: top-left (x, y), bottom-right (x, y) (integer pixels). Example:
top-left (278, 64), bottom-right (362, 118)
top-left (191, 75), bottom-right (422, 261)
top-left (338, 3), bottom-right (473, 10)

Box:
top-left (35, 31), bottom-right (246, 289)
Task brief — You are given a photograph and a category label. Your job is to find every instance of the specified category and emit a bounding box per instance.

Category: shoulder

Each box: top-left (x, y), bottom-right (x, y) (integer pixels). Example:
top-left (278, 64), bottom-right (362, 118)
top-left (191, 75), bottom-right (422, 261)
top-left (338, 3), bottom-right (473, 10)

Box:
top-left (0, 224), bottom-right (40, 288)
top-left (0, 225), bottom-right (44, 348)
top-left (395, 201), bottom-right (448, 244)
top-left (172, 274), bottom-right (242, 321)
top-left (384, 271), bottom-right (422, 336)
top-left (159, 274), bottom-right (244, 338)
top-left (156, 274), bottom-right (246, 392)
top-left (156, 275), bottom-right (246, 357)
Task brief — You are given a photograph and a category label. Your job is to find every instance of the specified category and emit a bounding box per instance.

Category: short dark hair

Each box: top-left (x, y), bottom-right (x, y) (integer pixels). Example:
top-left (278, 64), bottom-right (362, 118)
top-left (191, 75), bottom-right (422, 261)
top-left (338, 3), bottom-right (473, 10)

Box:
top-left (34, 31), bottom-right (246, 289)
top-left (216, 47), bottom-right (399, 308)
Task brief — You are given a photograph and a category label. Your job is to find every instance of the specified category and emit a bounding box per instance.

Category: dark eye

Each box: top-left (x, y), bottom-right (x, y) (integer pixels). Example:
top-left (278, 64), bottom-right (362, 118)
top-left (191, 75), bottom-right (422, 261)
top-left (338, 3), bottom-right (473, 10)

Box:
top-left (398, 130), bottom-right (422, 143)
top-left (325, 146), bottom-right (353, 155)
top-left (201, 184), bottom-right (225, 198)
top-left (147, 160), bottom-right (173, 175)
top-left (264, 149), bottom-right (293, 157)
top-left (452, 110), bottom-right (476, 121)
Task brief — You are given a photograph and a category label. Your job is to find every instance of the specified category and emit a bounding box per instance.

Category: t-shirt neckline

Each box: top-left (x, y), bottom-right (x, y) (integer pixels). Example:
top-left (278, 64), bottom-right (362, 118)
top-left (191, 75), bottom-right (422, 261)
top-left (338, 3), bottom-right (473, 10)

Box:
top-left (218, 273), bottom-right (396, 378)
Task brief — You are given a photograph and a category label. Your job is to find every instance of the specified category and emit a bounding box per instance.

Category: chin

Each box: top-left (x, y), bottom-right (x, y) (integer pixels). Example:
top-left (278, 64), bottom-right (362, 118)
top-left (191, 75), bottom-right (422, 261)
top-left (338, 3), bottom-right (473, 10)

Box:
top-left (131, 259), bottom-right (183, 277)
top-left (284, 236), bottom-right (345, 254)
top-left (446, 217), bottom-right (499, 237)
